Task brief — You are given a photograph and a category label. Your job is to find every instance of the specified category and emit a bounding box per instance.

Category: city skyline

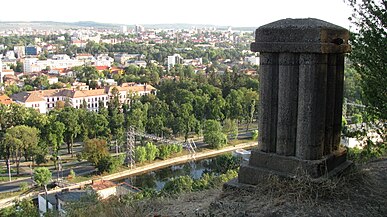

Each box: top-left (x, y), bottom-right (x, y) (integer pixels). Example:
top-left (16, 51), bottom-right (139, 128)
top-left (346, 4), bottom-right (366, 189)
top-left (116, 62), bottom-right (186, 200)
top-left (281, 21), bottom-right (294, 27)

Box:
top-left (1, 0), bottom-right (353, 29)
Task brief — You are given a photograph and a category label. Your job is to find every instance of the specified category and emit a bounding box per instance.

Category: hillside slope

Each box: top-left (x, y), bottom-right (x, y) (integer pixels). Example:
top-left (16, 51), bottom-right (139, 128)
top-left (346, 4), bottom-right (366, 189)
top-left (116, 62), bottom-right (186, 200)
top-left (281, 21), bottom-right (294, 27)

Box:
top-left (128, 159), bottom-right (387, 217)
top-left (70, 159), bottom-right (387, 217)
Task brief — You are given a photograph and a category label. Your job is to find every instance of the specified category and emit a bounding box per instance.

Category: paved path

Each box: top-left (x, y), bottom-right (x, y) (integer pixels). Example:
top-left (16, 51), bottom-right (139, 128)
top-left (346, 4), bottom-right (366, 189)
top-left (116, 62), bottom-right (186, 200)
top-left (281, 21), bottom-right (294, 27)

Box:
top-left (0, 162), bottom-right (94, 193)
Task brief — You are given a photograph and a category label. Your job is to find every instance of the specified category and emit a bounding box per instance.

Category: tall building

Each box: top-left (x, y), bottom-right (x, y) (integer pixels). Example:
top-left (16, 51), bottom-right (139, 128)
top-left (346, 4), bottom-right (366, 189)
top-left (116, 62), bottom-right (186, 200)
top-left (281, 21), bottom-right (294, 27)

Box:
top-left (135, 25), bottom-right (145, 33)
top-left (25, 45), bottom-right (41, 56)
top-left (167, 54), bottom-right (183, 70)
top-left (122, 26), bottom-right (128, 33)
top-left (13, 46), bottom-right (26, 58)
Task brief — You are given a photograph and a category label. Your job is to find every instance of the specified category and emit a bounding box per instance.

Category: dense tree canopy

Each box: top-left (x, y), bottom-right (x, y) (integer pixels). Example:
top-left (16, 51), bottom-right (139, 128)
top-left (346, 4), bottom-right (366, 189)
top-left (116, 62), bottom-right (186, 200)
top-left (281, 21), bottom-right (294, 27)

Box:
top-left (347, 0), bottom-right (387, 120)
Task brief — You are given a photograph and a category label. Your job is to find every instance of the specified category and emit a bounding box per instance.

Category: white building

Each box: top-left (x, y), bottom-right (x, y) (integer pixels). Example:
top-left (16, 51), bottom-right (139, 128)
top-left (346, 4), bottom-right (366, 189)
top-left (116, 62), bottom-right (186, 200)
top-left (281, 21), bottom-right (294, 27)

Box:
top-left (10, 83), bottom-right (157, 113)
top-left (95, 54), bottom-right (114, 67)
top-left (1, 69), bottom-right (15, 83)
top-left (24, 56), bottom-right (83, 73)
top-left (167, 54), bottom-right (183, 70)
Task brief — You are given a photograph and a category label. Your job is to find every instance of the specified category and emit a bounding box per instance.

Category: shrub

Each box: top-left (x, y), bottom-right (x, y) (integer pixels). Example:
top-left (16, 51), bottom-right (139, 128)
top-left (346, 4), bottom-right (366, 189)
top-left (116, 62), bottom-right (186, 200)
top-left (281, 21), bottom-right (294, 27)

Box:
top-left (252, 130), bottom-right (258, 140)
top-left (35, 154), bottom-right (47, 165)
top-left (19, 182), bottom-right (29, 191)
top-left (97, 155), bottom-right (124, 174)
top-left (162, 175), bottom-right (193, 194)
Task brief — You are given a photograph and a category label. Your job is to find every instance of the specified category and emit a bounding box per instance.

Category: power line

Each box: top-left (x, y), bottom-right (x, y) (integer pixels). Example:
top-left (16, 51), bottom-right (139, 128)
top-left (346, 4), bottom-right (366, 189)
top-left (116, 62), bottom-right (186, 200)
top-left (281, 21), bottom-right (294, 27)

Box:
top-left (125, 127), bottom-right (197, 168)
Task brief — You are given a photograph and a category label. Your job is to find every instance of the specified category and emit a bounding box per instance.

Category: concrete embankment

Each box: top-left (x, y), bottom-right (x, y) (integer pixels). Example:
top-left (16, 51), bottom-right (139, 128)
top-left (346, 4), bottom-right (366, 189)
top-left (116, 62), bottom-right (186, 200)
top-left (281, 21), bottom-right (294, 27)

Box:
top-left (0, 142), bottom-right (257, 209)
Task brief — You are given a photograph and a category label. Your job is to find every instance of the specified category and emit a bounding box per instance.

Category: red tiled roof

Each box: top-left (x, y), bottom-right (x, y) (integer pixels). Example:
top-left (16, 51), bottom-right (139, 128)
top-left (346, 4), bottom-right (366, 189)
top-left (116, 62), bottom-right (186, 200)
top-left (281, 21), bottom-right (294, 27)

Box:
top-left (91, 180), bottom-right (117, 191)
top-left (95, 66), bottom-right (109, 71)
top-left (0, 95), bottom-right (13, 105)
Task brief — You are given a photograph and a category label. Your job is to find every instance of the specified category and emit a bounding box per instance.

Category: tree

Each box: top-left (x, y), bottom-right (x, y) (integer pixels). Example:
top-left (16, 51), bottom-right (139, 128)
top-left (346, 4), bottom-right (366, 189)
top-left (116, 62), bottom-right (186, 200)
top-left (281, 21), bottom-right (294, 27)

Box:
top-left (225, 89), bottom-right (244, 123)
top-left (175, 103), bottom-right (198, 141)
top-left (34, 167), bottom-right (52, 212)
top-left (203, 120), bottom-right (228, 149)
top-left (347, 0), bottom-right (387, 119)
top-left (0, 199), bottom-right (38, 217)
top-left (47, 120), bottom-right (65, 169)
top-left (57, 107), bottom-right (80, 155)
top-left (3, 125), bottom-right (40, 175)
top-left (126, 102), bottom-right (148, 132)
top-left (135, 146), bottom-right (147, 163)
top-left (242, 88), bottom-right (258, 130)
top-left (82, 139), bottom-right (109, 165)
top-left (223, 118), bottom-right (238, 140)
top-left (162, 175), bottom-right (193, 194)
top-left (96, 155), bottom-right (124, 174)
top-left (145, 142), bottom-right (159, 162)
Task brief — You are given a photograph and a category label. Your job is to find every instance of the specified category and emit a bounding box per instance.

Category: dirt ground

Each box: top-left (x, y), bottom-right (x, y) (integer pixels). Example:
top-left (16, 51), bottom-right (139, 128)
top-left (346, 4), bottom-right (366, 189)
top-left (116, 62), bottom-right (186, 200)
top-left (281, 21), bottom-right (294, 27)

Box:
top-left (126, 159), bottom-right (387, 217)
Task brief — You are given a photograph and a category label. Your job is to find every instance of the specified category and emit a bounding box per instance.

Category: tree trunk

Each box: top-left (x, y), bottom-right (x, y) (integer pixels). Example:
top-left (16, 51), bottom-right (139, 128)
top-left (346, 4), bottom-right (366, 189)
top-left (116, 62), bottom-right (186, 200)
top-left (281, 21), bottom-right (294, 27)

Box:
top-left (67, 142), bottom-right (71, 154)
top-left (70, 137), bottom-right (74, 157)
top-left (16, 160), bottom-right (20, 175)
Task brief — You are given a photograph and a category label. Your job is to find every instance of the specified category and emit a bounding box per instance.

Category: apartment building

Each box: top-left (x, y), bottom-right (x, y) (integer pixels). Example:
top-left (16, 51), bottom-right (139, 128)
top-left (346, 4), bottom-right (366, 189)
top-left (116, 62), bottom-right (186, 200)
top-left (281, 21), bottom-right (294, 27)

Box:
top-left (10, 83), bottom-right (156, 113)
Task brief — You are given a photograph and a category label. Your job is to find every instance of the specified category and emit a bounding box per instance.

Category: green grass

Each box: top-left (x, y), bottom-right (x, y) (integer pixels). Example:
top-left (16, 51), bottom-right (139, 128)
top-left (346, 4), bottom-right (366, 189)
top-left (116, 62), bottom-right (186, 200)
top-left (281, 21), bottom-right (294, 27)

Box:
top-left (227, 138), bottom-right (254, 146)
top-left (0, 191), bottom-right (23, 200)
top-left (0, 168), bottom-right (16, 174)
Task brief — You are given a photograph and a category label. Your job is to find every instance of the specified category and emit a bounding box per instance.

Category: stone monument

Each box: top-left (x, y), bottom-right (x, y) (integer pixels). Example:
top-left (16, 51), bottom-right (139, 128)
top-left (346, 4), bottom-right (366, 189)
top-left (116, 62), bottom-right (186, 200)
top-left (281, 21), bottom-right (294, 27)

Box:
top-left (237, 18), bottom-right (352, 185)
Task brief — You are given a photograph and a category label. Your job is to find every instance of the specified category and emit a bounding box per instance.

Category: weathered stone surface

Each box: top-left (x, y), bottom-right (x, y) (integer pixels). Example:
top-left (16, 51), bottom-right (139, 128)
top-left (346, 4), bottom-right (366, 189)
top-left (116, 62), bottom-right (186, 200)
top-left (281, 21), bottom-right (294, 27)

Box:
top-left (324, 54), bottom-right (337, 155)
top-left (333, 54), bottom-right (345, 150)
top-left (296, 54), bottom-right (327, 160)
top-left (238, 149), bottom-right (351, 185)
top-left (276, 53), bottom-right (298, 156)
top-left (251, 18), bottom-right (351, 53)
top-left (237, 18), bottom-right (351, 186)
top-left (259, 53), bottom-right (278, 153)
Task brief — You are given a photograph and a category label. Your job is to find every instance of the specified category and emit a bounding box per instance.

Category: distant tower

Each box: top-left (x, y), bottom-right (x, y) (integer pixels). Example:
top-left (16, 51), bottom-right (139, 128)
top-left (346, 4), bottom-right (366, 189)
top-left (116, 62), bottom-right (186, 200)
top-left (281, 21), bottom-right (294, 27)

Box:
top-left (122, 26), bottom-right (128, 33)
top-left (135, 25), bottom-right (145, 33)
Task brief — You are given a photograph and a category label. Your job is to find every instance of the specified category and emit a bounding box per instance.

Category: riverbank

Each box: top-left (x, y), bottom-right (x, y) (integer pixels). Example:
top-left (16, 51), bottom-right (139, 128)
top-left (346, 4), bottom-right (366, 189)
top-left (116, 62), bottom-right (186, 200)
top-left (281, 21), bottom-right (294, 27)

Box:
top-left (85, 159), bottom-right (387, 217)
top-left (0, 141), bottom-right (257, 209)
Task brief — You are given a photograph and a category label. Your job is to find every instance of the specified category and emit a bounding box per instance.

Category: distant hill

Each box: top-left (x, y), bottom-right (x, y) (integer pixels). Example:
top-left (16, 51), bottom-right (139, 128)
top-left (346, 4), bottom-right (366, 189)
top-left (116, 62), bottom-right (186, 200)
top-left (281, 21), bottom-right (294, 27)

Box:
top-left (0, 21), bottom-right (120, 30)
top-left (0, 21), bottom-right (255, 31)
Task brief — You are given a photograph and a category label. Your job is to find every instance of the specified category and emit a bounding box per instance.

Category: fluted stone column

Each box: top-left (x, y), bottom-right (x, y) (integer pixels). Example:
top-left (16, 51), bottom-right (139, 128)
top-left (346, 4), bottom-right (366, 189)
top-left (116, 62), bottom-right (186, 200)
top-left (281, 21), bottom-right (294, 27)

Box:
top-left (333, 54), bottom-right (345, 151)
top-left (259, 53), bottom-right (278, 153)
top-left (276, 53), bottom-right (298, 156)
top-left (296, 53), bottom-right (327, 160)
top-left (324, 54), bottom-right (337, 155)
top-left (235, 18), bottom-right (352, 186)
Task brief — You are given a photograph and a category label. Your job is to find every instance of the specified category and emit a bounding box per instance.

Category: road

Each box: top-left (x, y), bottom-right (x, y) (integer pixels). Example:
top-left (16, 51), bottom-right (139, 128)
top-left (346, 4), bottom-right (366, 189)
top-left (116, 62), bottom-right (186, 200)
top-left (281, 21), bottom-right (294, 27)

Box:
top-left (0, 163), bottom-right (95, 193)
top-left (0, 130), bottom-right (255, 193)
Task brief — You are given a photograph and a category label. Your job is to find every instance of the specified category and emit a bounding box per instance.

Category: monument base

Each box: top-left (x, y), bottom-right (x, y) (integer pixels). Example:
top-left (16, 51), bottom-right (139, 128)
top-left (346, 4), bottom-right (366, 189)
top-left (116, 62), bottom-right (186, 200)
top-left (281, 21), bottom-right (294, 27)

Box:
top-left (231, 148), bottom-right (352, 186)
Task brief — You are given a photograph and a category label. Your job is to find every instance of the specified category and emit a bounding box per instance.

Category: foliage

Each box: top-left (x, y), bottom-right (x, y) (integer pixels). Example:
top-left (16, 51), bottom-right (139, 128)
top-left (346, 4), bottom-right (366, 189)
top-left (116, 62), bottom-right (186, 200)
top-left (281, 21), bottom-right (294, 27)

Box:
top-left (158, 144), bottom-right (182, 160)
top-left (69, 169), bottom-right (76, 178)
top-left (209, 154), bottom-right (241, 174)
top-left (145, 142), bottom-right (159, 162)
top-left (203, 120), bottom-right (228, 149)
top-left (252, 130), bottom-right (259, 140)
top-left (2, 125), bottom-right (40, 174)
top-left (19, 182), bottom-right (29, 191)
top-left (135, 146), bottom-right (147, 163)
top-left (56, 107), bottom-right (80, 154)
top-left (96, 155), bottom-right (125, 174)
top-left (82, 139), bottom-right (109, 165)
top-left (33, 167), bottom-right (52, 187)
top-left (0, 199), bottom-right (38, 217)
top-left (347, 0), bottom-right (387, 120)
top-left (343, 0), bottom-right (386, 164)
top-left (162, 175), bottom-right (193, 194)
top-left (223, 118), bottom-right (238, 140)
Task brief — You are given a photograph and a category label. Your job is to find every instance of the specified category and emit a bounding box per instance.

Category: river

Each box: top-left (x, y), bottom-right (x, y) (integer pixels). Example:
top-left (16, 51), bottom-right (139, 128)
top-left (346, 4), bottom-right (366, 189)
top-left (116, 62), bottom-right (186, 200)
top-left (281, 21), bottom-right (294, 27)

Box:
top-left (113, 153), bottom-right (243, 191)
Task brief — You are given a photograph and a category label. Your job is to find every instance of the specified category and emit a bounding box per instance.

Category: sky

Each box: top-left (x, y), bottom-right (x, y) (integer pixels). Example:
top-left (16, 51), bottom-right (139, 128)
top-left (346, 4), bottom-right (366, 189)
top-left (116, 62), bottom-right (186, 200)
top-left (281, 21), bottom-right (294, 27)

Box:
top-left (0, 0), bottom-right (353, 28)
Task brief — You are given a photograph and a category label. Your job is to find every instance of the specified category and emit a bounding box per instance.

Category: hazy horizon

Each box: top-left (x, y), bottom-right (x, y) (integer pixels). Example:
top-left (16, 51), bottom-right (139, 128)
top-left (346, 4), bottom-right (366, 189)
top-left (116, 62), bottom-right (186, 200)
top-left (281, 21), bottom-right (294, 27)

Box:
top-left (0, 0), bottom-right (353, 29)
